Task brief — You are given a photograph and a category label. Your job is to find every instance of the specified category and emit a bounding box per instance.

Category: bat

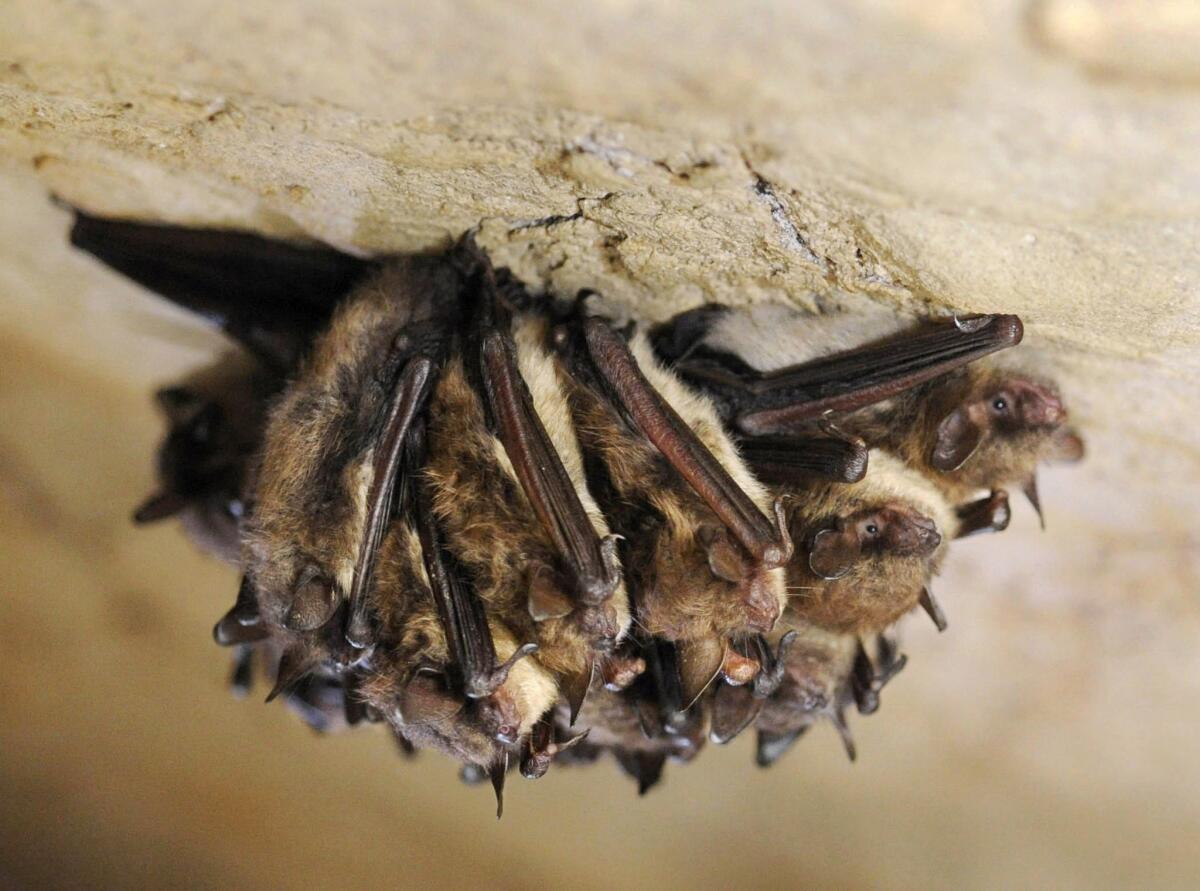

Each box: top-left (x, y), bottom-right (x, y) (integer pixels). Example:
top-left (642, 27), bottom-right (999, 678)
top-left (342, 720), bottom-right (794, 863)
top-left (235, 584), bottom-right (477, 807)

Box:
top-left (68, 209), bottom-right (1081, 810)
top-left (657, 301), bottom-right (1083, 524)
top-left (132, 353), bottom-right (272, 563)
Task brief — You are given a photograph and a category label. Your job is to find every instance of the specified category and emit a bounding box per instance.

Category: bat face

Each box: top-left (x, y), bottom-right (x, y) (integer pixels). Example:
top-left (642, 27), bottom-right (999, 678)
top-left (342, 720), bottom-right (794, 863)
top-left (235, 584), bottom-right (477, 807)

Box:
top-left (75, 212), bottom-right (1084, 807)
top-left (782, 451), bottom-right (954, 635)
top-left (929, 368), bottom-right (1076, 491)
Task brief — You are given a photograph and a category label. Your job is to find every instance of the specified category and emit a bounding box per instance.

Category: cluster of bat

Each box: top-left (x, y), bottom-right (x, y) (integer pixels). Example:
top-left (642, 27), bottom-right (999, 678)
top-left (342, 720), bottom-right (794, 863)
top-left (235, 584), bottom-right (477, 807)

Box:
top-left (71, 212), bottom-right (1083, 814)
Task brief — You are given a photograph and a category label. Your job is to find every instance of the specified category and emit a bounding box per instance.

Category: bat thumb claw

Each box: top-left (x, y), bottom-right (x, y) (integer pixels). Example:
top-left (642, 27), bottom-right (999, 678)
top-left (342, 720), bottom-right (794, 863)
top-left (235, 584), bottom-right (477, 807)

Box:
top-left (476, 643), bottom-right (540, 698)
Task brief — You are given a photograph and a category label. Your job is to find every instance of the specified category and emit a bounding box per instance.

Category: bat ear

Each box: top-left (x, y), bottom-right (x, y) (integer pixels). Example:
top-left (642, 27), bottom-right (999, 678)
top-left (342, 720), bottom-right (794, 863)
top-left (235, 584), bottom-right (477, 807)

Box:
top-left (397, 674), bottom-right (464, 725)
top-left (527, 571), bottom-right (573, 621)
top-left (1047, 427), bottom-right (1086, 463)
top-left (709, 681), bottom-right (763, 744)
top-left (283, 575), bottom-right (339, 632)
top-left (931, 405), bottom-right (985, 471)
top-left (808, 528), bottom-right (858, 580)
top-left (755, 727), bottom-right (807, 768)
top-left (702, 527), bottom-right (749, 583)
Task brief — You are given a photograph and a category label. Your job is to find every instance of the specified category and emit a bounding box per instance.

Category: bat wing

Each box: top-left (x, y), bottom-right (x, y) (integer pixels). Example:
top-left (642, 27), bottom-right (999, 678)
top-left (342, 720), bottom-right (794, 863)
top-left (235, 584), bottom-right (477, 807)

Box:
top-left (69, 210), bottom-right (375, 369)
top-left (672, 314), bottom-right (1024, 436)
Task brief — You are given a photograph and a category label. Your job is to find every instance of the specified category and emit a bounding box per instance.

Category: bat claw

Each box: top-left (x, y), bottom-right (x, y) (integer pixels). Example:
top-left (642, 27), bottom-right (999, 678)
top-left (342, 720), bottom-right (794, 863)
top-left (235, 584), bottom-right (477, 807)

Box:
top-left (615, 750), bottom-right (666, 796)
top-left (265, 648), bottom-right (312, 703)
top-left (489, 752), bottom-right (508, 819)
top-left (132, 490), bottom-right (188, 524)
top-left (751, 630), bottom-right (798, 699)
top-left (562, 659), bottom-right (596, 726)
top-left (831, 705), bottom-right (857, 762)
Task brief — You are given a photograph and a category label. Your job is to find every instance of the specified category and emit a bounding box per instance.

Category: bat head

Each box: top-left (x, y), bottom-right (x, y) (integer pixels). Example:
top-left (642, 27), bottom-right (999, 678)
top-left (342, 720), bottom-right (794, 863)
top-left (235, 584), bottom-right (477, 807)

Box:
top-left (808, 504), bottom-right (942, 580)
top-left (783, 452), bottom-right (953, 635)
top-left (929, 369), bottom-right (1083, 495)
top-left (632, 523), bottom-right (782, 642)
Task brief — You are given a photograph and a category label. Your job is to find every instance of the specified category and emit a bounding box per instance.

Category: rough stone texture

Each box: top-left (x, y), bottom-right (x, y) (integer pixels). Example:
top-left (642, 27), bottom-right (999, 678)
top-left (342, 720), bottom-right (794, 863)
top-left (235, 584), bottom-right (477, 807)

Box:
top-left (1, 1), bottom-right (1198, 888)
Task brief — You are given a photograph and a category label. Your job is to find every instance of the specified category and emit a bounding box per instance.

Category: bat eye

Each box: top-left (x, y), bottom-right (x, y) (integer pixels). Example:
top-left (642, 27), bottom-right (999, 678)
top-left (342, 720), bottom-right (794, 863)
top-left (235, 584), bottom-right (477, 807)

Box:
top-left (864, 523), bottom-right (879, 537)
top-left (991, 396), bottom-right (1008, 413)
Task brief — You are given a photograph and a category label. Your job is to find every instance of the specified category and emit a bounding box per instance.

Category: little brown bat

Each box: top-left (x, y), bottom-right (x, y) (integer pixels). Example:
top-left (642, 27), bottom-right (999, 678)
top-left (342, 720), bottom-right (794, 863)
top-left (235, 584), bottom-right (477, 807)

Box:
top-left (132, 352), bottom-right (272, 563)
top-left (659, 301), bottom-right (1082, 524)
top-left (68, 209), bottom-right (1081, 807)
top-left (549, 300), bottom-right (793, 707)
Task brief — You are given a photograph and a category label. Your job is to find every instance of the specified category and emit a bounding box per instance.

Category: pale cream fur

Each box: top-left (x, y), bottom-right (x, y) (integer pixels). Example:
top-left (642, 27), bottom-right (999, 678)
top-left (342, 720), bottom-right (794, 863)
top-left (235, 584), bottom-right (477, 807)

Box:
top-left (511, 315), bottom-right (631, 635)
top-left (855, 450), bottom-right (959, 541)
top-left (490, 621), bottom-right (559, 735)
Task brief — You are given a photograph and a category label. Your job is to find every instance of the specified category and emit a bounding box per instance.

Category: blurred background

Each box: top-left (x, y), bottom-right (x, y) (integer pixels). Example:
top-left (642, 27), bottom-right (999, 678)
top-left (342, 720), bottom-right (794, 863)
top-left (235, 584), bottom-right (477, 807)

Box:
top-left (1, 1), bottom-right (1198, 888)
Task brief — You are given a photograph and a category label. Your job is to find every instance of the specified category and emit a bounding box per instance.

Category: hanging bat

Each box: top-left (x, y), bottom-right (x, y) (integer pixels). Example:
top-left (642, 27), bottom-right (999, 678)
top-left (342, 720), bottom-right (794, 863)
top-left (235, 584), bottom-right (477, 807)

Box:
top-left (710, 623), bottom-right (909, 765)
top-left (656, 301), bottom-right (1083, 523)
top-left (67, 208), bottom-right (1080, 808)
top-left (132, 352), bottom-right (272, 564)
top-left (548, 297), bottom-right (795, 708)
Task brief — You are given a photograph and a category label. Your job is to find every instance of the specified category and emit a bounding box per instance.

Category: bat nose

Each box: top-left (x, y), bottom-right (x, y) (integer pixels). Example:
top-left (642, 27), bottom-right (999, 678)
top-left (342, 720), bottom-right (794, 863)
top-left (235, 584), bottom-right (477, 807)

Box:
top-left (1021, 384), bottom-right (1065, 425)
top-left (892, 513), bottom-right (941, 556)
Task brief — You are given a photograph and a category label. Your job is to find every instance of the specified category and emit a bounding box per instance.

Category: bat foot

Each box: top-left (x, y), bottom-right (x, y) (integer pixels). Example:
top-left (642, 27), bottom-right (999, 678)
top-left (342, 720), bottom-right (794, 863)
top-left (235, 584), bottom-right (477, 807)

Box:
top-left (520, 723), bottom-right (591, 779)
top-left (601, 653), bottom-right (646, 691)
top-left (955, 489), bottom-right (1011, 538)
top-left (750, 630), bottom-right (798, 699)
top-left (851, 636), bottom-right (909, 716)
top-left (720, 648), bottom-right (761, 686)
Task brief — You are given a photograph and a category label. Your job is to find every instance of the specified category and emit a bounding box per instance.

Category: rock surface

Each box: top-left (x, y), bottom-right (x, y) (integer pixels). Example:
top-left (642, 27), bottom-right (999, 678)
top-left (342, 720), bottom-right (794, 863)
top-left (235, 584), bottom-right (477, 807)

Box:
top-left (1, 1), bottom-right (1198, 888)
